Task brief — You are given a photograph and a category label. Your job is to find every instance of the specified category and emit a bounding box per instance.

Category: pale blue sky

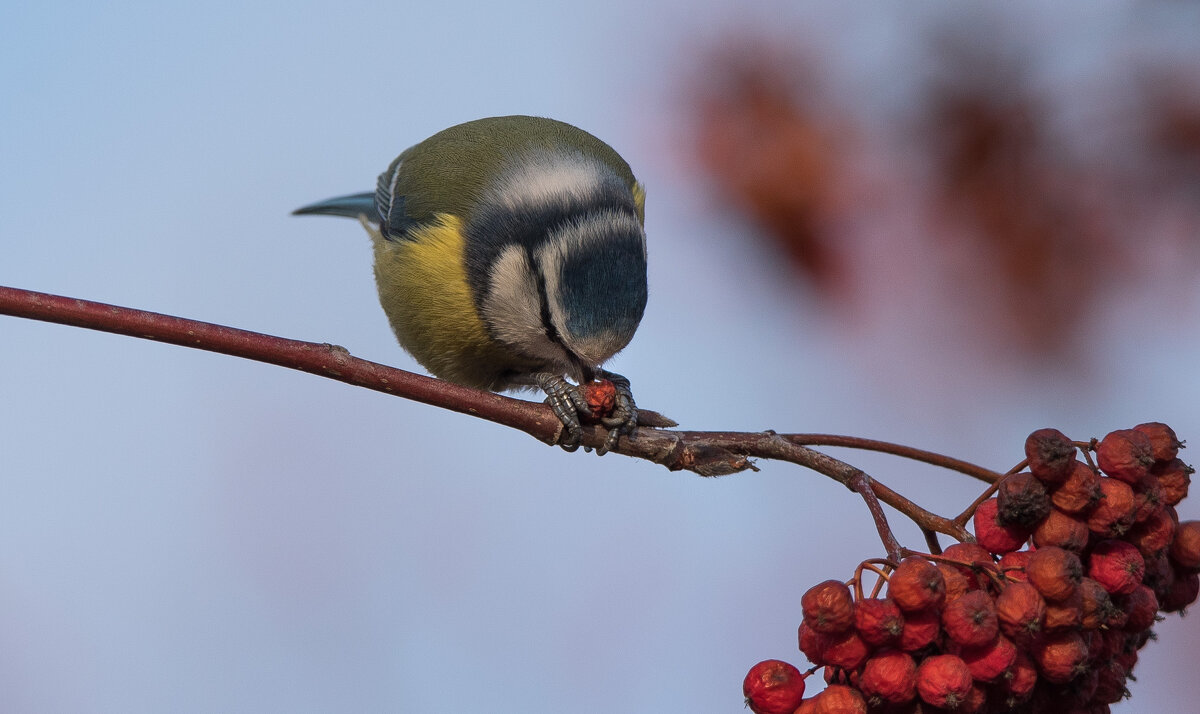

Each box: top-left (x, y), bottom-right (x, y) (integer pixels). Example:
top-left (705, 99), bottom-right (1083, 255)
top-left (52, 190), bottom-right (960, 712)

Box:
top-left (3, 2), bottom-right (1199, 712)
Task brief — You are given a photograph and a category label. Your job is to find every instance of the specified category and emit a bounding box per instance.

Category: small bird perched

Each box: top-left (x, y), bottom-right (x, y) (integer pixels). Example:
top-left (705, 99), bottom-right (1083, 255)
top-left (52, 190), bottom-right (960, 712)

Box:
top-left (294, 116), bottom-right (647, 453)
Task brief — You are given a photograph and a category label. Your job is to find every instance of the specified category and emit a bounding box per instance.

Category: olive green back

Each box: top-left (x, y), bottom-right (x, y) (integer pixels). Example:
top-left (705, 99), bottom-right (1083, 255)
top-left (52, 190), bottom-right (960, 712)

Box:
top-left (388, 115), bottom-right (639, 224)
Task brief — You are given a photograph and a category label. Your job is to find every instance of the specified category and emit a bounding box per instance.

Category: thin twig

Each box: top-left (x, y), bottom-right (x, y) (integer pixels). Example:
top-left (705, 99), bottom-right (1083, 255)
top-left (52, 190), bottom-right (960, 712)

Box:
top-left (784, 433), bottom-right (1005, 484)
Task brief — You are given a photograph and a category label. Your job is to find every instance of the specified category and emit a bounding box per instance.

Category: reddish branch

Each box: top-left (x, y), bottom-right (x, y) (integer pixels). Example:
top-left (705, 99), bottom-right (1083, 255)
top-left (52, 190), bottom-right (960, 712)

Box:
top-left (1, 284), bottom-right (990, 558)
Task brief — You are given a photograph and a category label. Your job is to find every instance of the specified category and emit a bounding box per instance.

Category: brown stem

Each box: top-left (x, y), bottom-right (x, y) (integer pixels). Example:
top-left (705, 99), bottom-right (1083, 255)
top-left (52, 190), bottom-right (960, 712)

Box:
top-left (784, 433), bottom-right (1005, 484)
top-left (0, 284), bottom-right (974, 546)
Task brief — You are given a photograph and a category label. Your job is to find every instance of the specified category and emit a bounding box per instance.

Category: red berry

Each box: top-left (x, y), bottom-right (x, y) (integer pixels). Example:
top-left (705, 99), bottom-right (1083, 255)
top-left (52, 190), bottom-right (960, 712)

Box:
top-left (1088, 540), bottom-right (1145, 595)
top-left (1025, 428), bottom-right (1076, 485)
top-left (1170, 520), bottom-right (1200, 570)
top-left (998, 550), bottom-right (1031, 581)
top-left (582, 379), bottom-right (617, 419)
top-left (898, 607), bottom-right (941, 652)
top-left (822, 629), bottom-right (872, 670)
top-left (1085, 478), bottom-right (1137, 538)
top-left (1032, 507), bottom-right (1089, 552)
top-left (1050, 461), bottom-right (1102, 514)
top-left (888, 557), bottom-right (946, 612)
top-left (995, 580), bottom-right (1046, 643)
top-left (1078, 576), bottom-right (1118, 630)
top-left (1117, 584), bottom-right (1159, 632)
top-left (915, 654), bottom-right (973, 709)
top-left (1004, 650), bottom-right (1039, 701)
top-left (1161, 570), bottom-right (1200, 612)
top-left (1134, 421), bottom-right (1183, 462)
top-left (973, 498), bottom-right (1029, 554)
top-left (801, 580), bottom-right (855, 634)
top-left (960, 634), bottom-right (1017, 682)
top-left (1097, 429), bottom-right (1156, 484)
top-left (1042, 588), bottom-right (1083, 632)
top-left (1154, 458), bottom-right (1193, 506)
top-left (996, 472), bottom-right (1052, 528)
top-left (1127, 506), bottom-right (1177, 556)
top-left (797, 622), bottom-right (831, 666)
top-left (854, 597), bottom-right (904, 647)
top-left (808, 684), bottom-right (866, 714)
top-left (859, 650), bottom-right (917, 705)
top-left (941, 542), bottom-right (997, 591)
top-left (941, 590), bottom-right (999, 648)
top-left (1031, 631), bottom-right (1089, 683)
top-left (743, 660), bottom-right (807, 714)
top-left (1026, 546), bottom-right (1083, 602)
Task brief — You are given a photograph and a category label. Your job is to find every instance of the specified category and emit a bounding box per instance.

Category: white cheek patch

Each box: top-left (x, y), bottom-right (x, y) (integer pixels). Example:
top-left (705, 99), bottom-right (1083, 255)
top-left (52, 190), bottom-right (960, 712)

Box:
top-left (481, 244), bottom-right (571, 367)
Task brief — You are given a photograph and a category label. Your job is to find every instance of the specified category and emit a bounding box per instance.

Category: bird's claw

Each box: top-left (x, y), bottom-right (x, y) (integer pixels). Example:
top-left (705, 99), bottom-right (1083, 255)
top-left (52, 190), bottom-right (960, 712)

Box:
top-left (534, 371), bottom-right (639, 455)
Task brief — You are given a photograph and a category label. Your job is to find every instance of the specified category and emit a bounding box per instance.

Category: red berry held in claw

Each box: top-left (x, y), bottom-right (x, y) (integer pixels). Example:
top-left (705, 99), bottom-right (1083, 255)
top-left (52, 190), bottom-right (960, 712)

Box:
top-left (743, 660), bottom-right (807, 714)
top-left (583, 379), bottom-right (617, 419)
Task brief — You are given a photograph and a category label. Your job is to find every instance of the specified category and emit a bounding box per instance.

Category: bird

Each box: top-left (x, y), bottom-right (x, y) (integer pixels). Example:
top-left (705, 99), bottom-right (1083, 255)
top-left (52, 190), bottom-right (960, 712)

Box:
top-left (293, 115), bottom-right (647, 454)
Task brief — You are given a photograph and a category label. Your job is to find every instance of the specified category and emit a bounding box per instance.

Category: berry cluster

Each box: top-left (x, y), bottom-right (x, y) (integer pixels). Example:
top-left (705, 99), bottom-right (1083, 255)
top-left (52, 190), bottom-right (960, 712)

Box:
top-left (743, 424), bottom-right (1197, 713)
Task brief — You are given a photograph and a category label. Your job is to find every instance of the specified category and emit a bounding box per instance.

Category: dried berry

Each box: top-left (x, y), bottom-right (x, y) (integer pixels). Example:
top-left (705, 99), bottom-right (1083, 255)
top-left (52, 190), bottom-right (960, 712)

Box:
top-left (1025, 428), bottom-right (1076, 485)
top-left (1117, 584), bottom-right (1159, 632)
top-left (1078, 576), bottom-right (1117, 630)
top-left (1127, 506), bottom-right (1177, 556)
top-left (859, 650), bottom-right (917, 705)
top-left (808, 684), bottom-right (867, 714)
top-left (915, 654), bottom-right (973, 709)
top-left (941, 542), bottom-right (997, 591)
top-left (1134, 421), bottom-right (1182, 463)
top-left (998, 550), bottom-right (1031, 581)
top-left (582, 379), bottom-right (617, 419)
top-left (1031, 631), bottom-right (1089, 684)
top-left (996, 580), bottom-right (1046, 643)
top-left (888, 557), bottom-right (946, 612)
top-left (1097, 429), bottom-right (1156, 484)
top-left (898, 607), bottom-right (941, 652)
top-left (942, 590), bottom-right (999, 648)
top-left (1031, 507), bottom-right (1089, 552)
top-left (1050, 461), bottom-right (1102, 514)
top-left (797, 621), bottom-right (832, 665)
top-left (1042, 588), bottom-right (1083, 632)
top-left (1161, 570), bottom-right (1200, 612)
top-left (802, 580), bottom-right (855, 634)
top-left (996, 472), bottom-right (1051, 528)
top-left (1025, 546), bottom-right (1083, 602)
top-left (854, 597), bottom-right (904, 647)
top-left (1088, 540), bottom-right (1145, 595)
top-left (960, 634), bottom-right (1017, 682)
top-left (1085, 477), bottom-right (1136, 538)
top-left (743, 659), bottom-right (807, 714)
top-left (973, 498), bottom-right (1029, 554)
top-left (1170, 520), bottom-right (1200, 570)
top-left (822, 629), bottom-right (872, 670)
top-left (1004, 650), bottom-right (1039, 702)
top-left (1154, 458), bottom-right (1193, 506)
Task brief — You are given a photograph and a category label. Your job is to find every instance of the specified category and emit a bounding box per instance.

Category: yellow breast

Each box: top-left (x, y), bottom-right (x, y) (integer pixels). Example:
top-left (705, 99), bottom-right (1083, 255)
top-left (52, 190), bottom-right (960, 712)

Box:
top-left (368, 214), bottom-right (534, 390)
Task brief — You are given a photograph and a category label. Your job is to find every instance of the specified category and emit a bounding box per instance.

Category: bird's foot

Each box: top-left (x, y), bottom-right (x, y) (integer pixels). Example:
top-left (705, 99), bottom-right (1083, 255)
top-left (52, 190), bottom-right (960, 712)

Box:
top-left (533, 372), bottom-right (639, 455)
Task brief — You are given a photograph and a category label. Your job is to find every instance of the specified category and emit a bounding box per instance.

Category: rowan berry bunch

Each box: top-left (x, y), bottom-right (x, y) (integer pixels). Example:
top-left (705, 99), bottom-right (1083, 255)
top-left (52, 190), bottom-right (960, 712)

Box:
top-left (743, 423), bottom-right (1198, 713)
